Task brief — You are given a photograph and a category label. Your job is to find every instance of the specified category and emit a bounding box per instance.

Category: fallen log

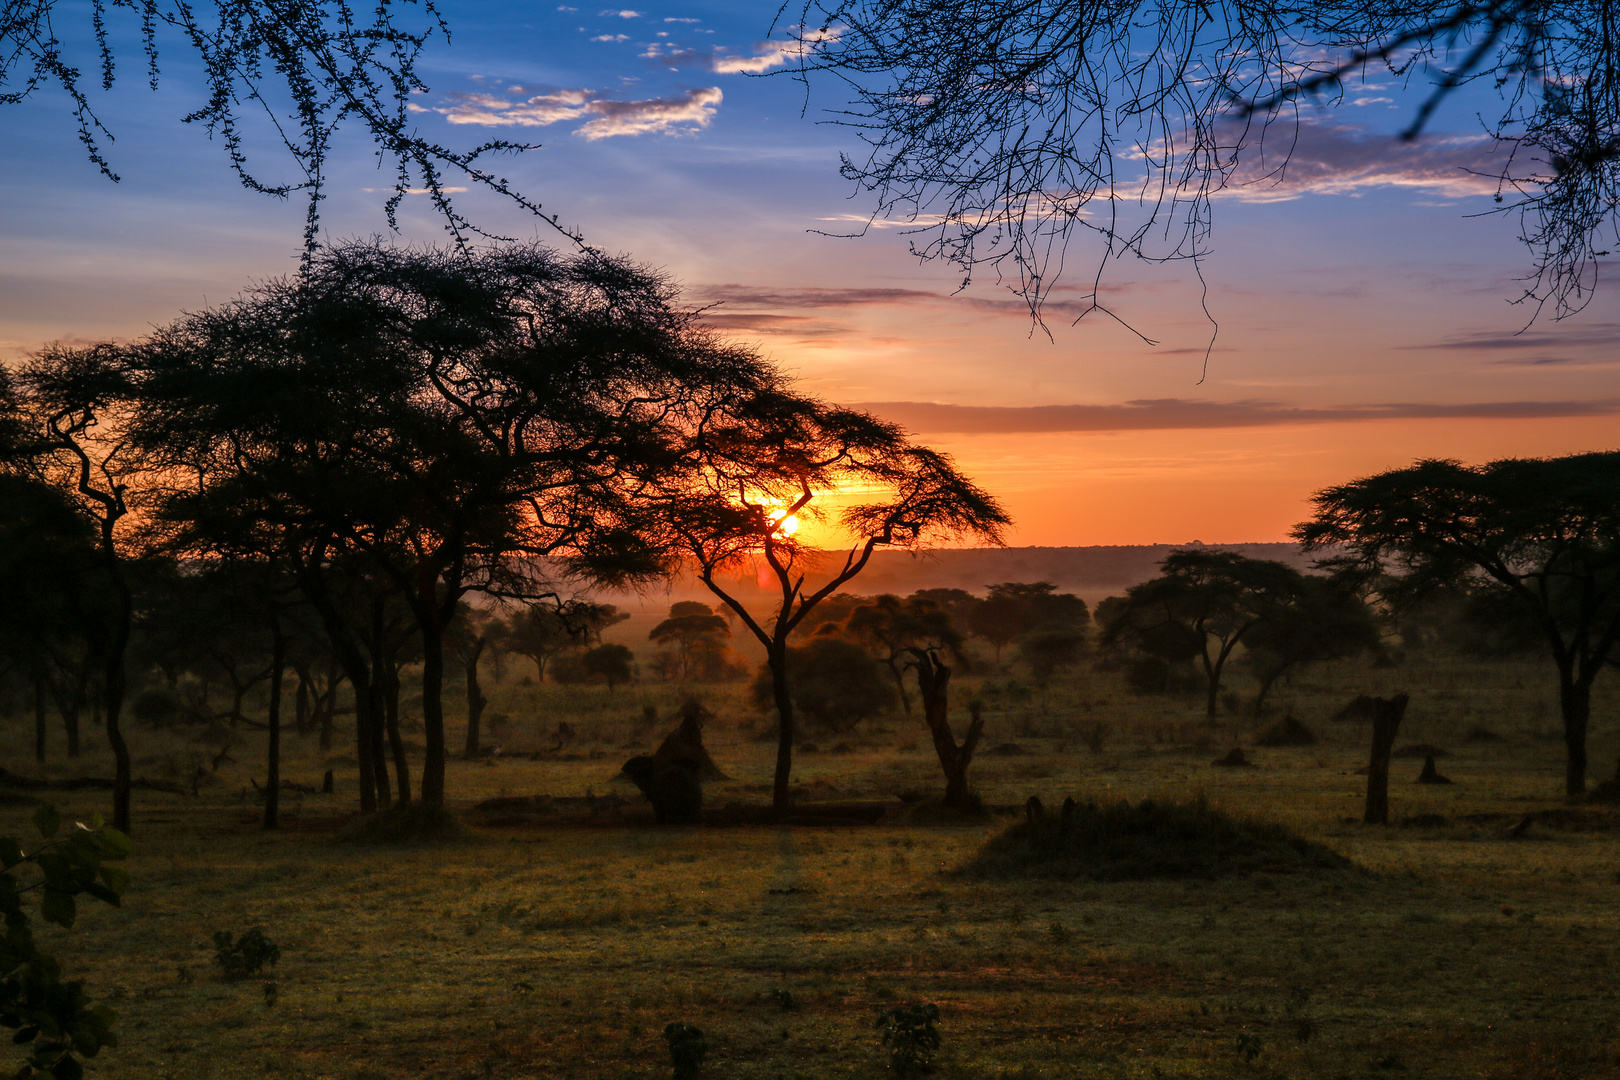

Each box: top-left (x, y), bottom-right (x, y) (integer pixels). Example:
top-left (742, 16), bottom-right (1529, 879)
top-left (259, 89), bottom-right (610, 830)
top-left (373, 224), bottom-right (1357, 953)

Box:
top-left (0, 767), bottom-right (187, 795)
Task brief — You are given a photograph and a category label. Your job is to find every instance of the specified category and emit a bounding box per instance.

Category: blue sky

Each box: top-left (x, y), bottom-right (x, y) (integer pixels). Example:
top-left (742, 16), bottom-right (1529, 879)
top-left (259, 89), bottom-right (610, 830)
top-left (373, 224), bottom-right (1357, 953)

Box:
top-left (3, 1), bottom-right (1617, 543)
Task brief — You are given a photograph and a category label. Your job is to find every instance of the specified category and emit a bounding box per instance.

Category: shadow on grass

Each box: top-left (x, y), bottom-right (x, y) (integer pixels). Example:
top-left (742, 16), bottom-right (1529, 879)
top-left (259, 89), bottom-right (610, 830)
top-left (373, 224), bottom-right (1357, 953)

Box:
top-left (338, 803), bottom-right (472, 845)
top-left (954, 795), bottom-right (1354, 881)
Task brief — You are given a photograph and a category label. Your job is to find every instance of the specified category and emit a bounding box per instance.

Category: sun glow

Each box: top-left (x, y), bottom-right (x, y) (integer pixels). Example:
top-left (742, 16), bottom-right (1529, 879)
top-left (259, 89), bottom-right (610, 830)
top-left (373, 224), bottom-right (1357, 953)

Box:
top-left (768, 506), bottom-right (800, 536)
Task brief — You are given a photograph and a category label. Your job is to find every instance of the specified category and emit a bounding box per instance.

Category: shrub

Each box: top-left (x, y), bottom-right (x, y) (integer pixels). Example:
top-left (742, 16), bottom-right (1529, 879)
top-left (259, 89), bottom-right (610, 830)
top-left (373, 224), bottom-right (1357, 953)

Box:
top-left (750, 637), bottom-right (894, 732)
top-left (212, 929), bottom-right (280, 980)
top-left (0, 804), bottom-right (132, 1079)
top-left (957, 795), bottom-right (1353, 881)
top-left (875, 1002), bottom-right (941, 1076)
top-left (663, 1022), bottom-right (707, 1080)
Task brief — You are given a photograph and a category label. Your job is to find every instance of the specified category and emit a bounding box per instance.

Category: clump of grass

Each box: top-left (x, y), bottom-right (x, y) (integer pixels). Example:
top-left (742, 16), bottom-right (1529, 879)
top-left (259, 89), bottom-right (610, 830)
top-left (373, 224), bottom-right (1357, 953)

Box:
top-left (955, 795), bottom-right (1352, 881)
top-left (338, 803), bottom-right (469, 845)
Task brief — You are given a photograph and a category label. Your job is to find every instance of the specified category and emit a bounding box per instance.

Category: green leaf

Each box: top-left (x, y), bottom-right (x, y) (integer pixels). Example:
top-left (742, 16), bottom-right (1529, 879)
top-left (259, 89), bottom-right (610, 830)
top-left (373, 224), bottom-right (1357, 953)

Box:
top-left (96, 867), bottom-right (129, 898)
top-left (31, 806), bottom-right (59, 842)
top-left (94, 831), bottom-right (132, 860)
top-left (38, 889), bottom-right (74, 930)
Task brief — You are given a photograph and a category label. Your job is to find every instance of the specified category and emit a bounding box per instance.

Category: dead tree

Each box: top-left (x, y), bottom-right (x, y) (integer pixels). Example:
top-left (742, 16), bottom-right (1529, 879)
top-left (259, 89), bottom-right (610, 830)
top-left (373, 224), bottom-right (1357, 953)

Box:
top-left (907, 647), bottom-right (983, 809)
top-left (1364, 693), bottom-right (1410, 825)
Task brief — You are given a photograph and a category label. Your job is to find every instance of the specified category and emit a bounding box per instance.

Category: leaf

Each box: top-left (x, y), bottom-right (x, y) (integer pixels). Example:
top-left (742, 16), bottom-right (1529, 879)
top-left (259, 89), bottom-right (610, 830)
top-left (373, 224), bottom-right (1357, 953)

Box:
top-left (47, 1054), bottom-right (82, 1080)
top-left (94, 831), bottom-right (132, 859)
top-left (31, 806), bottom-right (59, 842)
top-left (12, 1028), bottom-right (37, 1045)
top-left (38, 889), bottom-right (75, 930)
top-left (0, 840), bottom-right (23, 869)
top-left (96, 867), bottom-right (129, 898)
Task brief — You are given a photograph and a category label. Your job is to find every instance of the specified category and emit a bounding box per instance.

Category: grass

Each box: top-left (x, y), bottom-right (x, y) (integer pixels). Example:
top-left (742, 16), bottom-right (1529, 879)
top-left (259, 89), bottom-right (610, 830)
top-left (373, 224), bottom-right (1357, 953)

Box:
top-left (3, 649), bottom-right (1620, 1079)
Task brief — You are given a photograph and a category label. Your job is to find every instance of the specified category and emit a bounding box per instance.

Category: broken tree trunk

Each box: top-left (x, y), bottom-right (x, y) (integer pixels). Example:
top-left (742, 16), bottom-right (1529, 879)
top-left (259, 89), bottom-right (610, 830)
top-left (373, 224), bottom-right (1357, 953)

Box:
top-left (909, 647), bottom-right (984, 809)
top-left (1363, 693), bottom-right (1410, 825)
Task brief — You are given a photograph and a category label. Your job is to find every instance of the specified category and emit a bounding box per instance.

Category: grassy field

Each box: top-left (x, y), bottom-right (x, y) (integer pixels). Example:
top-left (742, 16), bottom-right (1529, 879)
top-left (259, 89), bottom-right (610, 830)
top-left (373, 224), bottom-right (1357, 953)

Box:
top-left (5, 651), bottom-right (1620, 1080)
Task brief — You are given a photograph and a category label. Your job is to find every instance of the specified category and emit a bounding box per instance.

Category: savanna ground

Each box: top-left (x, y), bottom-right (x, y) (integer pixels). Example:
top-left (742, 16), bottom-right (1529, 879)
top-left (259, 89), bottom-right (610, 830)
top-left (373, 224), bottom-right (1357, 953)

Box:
top-left (6, 651), bottom-right (1620, 1080)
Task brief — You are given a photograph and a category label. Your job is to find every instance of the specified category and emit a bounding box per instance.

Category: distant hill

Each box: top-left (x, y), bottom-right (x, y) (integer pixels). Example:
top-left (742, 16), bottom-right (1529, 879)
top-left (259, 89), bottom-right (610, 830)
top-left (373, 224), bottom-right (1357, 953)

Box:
top-left (598, 543), bottom-right (1316, 612)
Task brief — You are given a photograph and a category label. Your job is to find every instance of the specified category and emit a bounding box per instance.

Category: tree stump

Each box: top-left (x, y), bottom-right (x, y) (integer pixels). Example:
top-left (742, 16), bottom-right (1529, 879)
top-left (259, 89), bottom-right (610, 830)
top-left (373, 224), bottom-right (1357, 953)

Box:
top-left (1363, 693), bottom-right (1409, 824)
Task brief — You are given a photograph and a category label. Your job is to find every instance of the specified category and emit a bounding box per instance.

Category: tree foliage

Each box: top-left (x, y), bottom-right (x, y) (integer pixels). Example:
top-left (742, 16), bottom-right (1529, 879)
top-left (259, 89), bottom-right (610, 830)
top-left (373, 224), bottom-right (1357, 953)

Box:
top-left (1101, 549), bottom-right (1307, 717)
top-left (1297, 451), bottom-right (1620, 795)
top-left (788, 0), bottom-right (1620, 321)
top-left (1, 0), bottom-right (573, 252)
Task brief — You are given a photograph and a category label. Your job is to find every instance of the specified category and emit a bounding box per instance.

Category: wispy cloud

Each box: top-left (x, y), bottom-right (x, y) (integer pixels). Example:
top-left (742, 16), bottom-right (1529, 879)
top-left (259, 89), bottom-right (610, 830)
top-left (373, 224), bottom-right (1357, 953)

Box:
top-left (1404, 322), bottom-right (1620, 352)
top-left (436, 86), bottom-right (721, 138)
top-left (1219, 120), bottom-right (1510, 202)
top-left (641, 28), bottom-right (841, 74)
top-left (846, 398), bottom-right (1620, 434)
top-left (360, 186), bottom-right (468, 194)
top-left (693, 282), bottom-right (1100, 322)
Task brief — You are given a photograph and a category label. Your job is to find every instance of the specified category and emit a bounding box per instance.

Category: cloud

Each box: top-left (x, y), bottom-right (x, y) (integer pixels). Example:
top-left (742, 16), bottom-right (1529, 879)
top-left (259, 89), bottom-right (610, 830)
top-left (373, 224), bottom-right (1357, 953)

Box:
top-left (1219, 119), bottom-right (1511, 202)
top-left (591, 33), bottom-right (629, 41)
top-left (437, 86), bottom-right (719, 138)
top-left (360, 186), bottom-right (468, 194)
top-left (601, 8), bottom-right (641, 16)
top-left (575, 87), bottom-right (722, 139)
top-left (1404, 322), bottom-right (1620, 352)
top-left (693, 282), bottom-right (1104, 322)
top-left (698, 313), bottom-right (847, 337)
top-left (665, 15), bottom-right (699, 21)
top-left (713, 29), bottom-right (840, 73)
top-left (844, 398), bottom-right (1620, 434)
top-left (642, 29), bottom-right (841, 73)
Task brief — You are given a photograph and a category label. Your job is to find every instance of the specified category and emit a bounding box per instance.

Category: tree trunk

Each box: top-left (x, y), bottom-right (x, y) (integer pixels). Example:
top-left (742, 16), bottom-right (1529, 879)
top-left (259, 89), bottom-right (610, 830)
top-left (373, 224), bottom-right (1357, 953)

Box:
top-left (1363, 693), bottom-right (1408, 825)
top-left (293, 666), bottom-right (311, 737)
top-left (462, 637), bottom-right (488, 759)
top-left (32, 674), bottom-right (47, 764)
top-left (385, 665), bottom-right (411, 806)
top-left (264, 623), bottom-right (285, 830)
top-left (769, 638), bottom-right (794, 812)
top-left (416, 574), bottom-right (451, 809)
top-left (368, 675), bottom-right (392, 807)
top-left (1561, 674), bottom-right (1590, 797)
top-left (104, 566), bottom-right (134, 834)
top-left (912, 649), bottom-right (983, 808)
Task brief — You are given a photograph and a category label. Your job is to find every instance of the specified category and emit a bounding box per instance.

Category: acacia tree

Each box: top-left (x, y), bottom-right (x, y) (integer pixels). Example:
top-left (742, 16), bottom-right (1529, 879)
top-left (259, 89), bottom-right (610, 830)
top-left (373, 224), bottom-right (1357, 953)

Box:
top-left (1102, 550), bottom-right (1308, 719)
top-left (133, 240), bottom-right (770, 811)
top-left (3, 345), bottom-right (147, 832)
top-left (842, 593), bottom-right (963, 713)
top-left (657, 391), bottom-right (1010, 811)
top-left (789, 0), bottom-right (1620, 321)
top-left (1297, 452), bottom-right (1620, 796)
top-left (1238, 576), bottom-right (1381, 715)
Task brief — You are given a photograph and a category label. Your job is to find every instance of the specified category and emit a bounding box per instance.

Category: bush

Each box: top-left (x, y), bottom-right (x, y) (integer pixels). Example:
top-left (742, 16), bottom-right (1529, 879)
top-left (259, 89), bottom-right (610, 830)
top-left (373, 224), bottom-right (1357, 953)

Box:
top-left (663, 1022), bottom-right (707, 1080)
top-left (957, 795), bottom-right (1353, 881)
top-left (875, 1002), bottom-right (941, 1076)
top-left (750, 637), bottom-right (894, 732)
top-left (212, 929), bottom-right (280, 980)
top-left (0, 804), bottom-right (131, 1079)
top-left (130, 686), bottom-right (187, 727)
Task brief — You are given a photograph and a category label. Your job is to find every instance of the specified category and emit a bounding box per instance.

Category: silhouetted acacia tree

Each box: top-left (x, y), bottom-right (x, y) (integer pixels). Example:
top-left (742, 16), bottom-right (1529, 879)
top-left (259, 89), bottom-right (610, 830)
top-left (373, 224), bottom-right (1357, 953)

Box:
top-left (1102, 550), bottom-right (1308, 718)
top-left (649, 603), bottom-right (733, 683)
top-left (657, 391), bottom-right (1010, 811)
top-left (1238, 576), bottom-right (1381, 714)
top-left (1297, 452), bottom-right (1620, 796)
top-left (133, 239), bottom-right (768, 810)
top-left (841, 593), bottom-right (963, 713)
top-left (787, 0), bottom-right (1620, 320)
top-left (3, 344), bottom-right (147, 831)
top-left (969, 582), bottom-right (1087, 662)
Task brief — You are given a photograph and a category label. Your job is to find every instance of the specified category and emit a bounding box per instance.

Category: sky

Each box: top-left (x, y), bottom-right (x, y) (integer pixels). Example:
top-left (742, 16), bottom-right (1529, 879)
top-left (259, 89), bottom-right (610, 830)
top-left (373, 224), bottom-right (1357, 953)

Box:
top-left (3, 1), bottom-right (1617, 547)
